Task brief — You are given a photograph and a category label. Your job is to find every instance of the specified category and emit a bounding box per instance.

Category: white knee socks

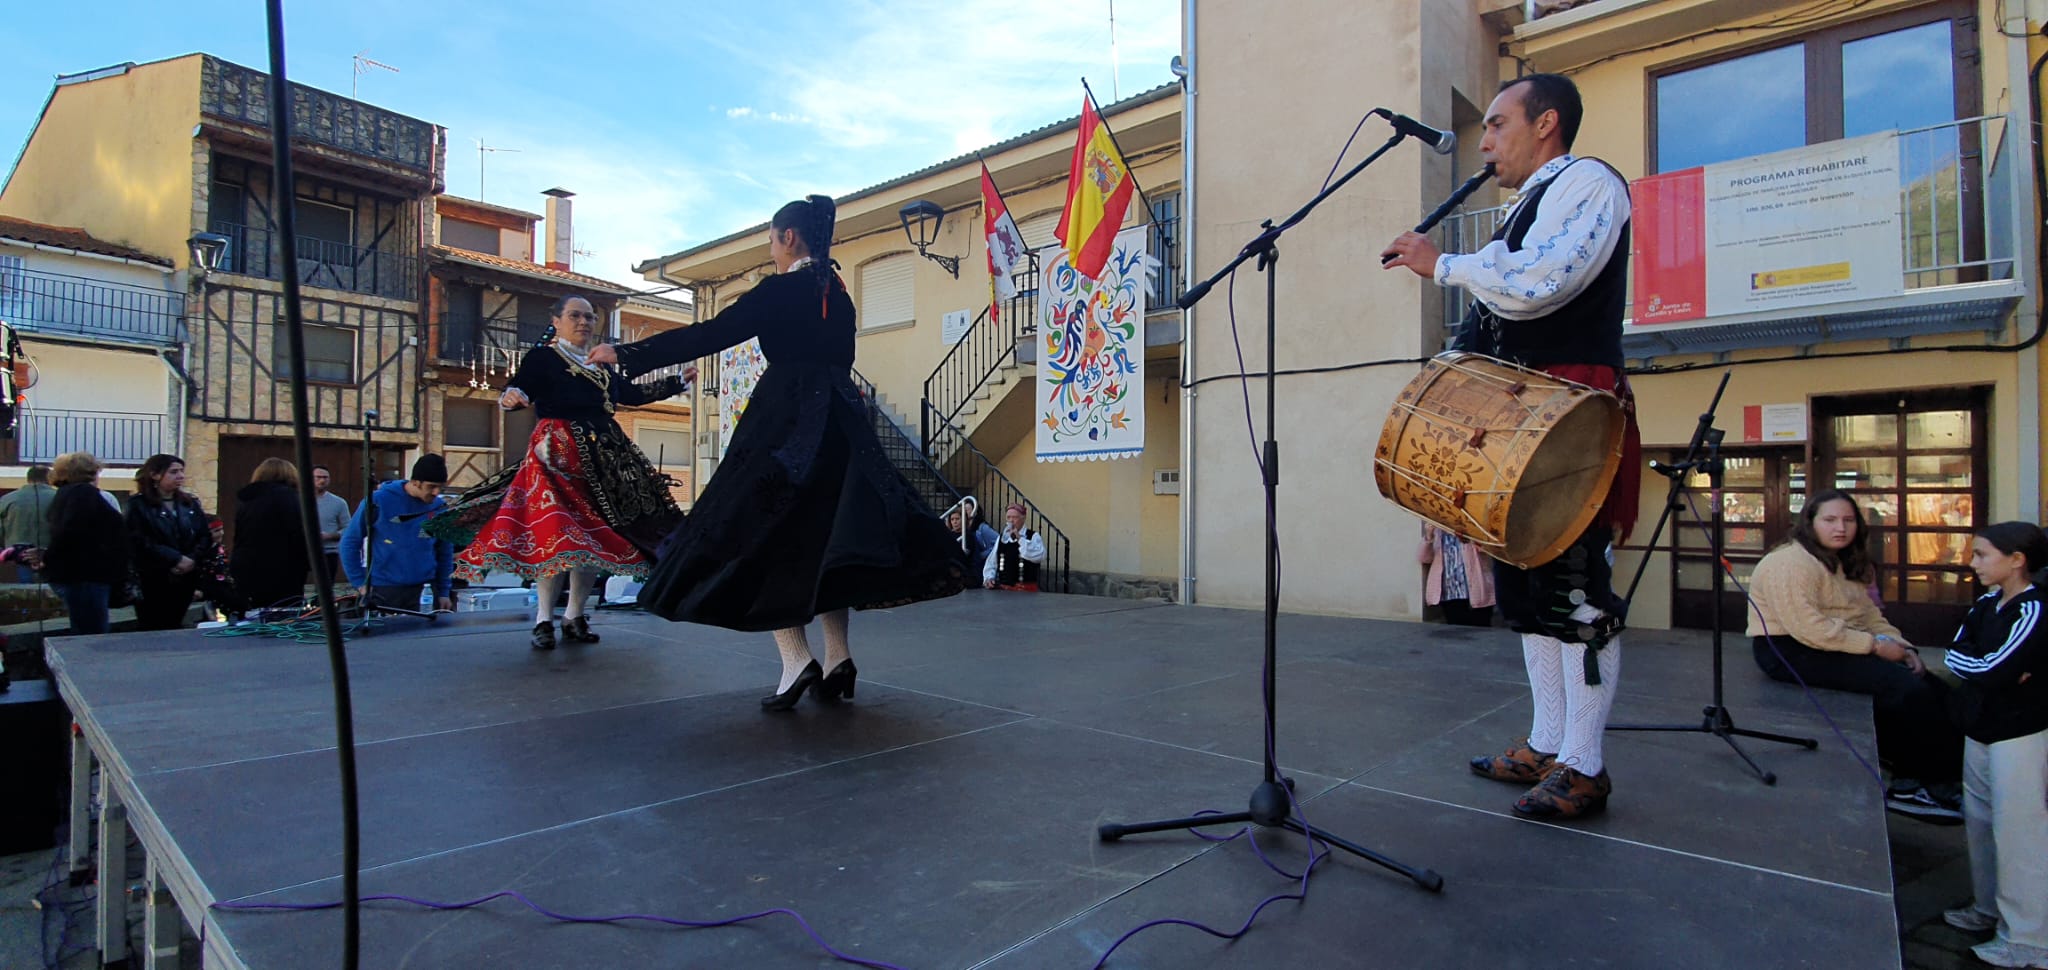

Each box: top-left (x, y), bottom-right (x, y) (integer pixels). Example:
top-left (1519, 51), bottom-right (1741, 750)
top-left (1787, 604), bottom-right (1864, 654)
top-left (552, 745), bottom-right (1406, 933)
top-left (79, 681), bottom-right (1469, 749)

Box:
top-left (820, 609), bottom-right (851, 669)
top-left (1523, 633), bottom-right (1623, 776)
top-left (771, 625), bottom-right (815, 692)
top-left (534, 571), bottom-right (564, 626)
top-left (565, 569), bottom-right (593, 620)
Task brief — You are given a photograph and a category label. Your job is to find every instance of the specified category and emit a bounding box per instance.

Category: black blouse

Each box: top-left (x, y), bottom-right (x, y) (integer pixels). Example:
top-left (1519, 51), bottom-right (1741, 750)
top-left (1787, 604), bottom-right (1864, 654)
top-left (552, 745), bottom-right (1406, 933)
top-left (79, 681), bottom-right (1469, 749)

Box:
top-left (615, 270), bottom-right (855, 378)
top-left (508, 343), bottom-right (685, 421)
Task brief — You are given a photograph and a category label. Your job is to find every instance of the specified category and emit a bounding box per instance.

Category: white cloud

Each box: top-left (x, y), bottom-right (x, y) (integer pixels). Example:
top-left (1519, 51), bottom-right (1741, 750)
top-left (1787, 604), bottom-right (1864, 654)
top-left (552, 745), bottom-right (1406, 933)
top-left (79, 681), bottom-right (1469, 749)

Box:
top-left (726, 106), bottom-right (756, 118)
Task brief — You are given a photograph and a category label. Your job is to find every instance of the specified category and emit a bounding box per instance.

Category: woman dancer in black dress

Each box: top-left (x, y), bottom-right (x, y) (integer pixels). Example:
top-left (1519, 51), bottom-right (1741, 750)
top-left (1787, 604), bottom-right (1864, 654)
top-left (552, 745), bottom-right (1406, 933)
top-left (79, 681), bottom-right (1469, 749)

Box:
top-left (590, 195), bottom-right (963, 709)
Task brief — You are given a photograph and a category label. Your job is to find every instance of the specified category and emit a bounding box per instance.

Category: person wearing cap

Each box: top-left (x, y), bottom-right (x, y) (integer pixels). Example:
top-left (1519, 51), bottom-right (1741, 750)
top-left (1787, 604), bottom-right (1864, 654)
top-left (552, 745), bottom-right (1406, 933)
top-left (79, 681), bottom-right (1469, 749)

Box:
top-left (341, 454), bottom-right (454, 614)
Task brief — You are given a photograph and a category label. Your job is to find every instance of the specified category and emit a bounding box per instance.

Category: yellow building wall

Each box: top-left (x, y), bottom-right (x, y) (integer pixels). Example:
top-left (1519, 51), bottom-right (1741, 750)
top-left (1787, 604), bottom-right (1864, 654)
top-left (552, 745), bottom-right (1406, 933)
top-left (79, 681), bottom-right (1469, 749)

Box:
top-left (836, 148), bottom-right (1180, 426)
top-left (0, 56), bottom-right (202, 266)
top-left (988, 369), bottom-right (1180, 581)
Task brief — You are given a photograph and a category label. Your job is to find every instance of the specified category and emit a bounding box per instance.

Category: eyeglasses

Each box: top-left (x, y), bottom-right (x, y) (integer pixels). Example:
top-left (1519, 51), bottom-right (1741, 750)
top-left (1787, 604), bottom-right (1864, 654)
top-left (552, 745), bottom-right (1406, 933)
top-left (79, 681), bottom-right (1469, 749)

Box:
top-left (562, 311), bottom-right (599, 321)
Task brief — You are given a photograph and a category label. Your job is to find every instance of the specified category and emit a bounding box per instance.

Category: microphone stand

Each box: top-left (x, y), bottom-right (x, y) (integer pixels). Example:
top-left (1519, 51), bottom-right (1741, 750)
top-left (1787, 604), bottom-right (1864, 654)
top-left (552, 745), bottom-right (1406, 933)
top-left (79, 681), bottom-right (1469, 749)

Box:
top-left (1098, 129), bottom-right (1442, 893)
top-left (1606, 371), bottom-right (1816, 783)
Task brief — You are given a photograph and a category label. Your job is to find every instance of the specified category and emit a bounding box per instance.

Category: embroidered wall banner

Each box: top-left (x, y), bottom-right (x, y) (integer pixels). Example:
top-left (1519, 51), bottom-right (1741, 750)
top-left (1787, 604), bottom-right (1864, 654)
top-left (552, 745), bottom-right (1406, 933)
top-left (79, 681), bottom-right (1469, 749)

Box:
top-left (1035, 225), bottom-right (1147, 462)
top-left (716, 337), bottom-right (767, 459)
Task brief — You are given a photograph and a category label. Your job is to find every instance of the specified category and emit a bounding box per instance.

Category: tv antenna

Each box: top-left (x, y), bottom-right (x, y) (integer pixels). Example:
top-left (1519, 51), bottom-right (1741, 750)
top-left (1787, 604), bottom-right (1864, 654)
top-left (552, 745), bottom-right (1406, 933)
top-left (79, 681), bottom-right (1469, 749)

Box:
top-left (477, 138), bottom-right (521, 199)
top-left (351, 51), bottom-right (399, 100)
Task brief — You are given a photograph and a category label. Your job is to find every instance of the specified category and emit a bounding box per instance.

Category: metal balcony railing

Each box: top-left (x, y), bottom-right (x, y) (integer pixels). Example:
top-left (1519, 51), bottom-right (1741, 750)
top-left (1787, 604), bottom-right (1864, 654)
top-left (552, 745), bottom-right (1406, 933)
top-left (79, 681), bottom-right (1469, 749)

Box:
top-left (210, 220), bottom-right (418, 301)
top-left (11, 409), bottom-right (169, 465)
top-left (0, 266), bottom-right (182, 345)
top-left (1436, 113), bottom-right (2023, 347)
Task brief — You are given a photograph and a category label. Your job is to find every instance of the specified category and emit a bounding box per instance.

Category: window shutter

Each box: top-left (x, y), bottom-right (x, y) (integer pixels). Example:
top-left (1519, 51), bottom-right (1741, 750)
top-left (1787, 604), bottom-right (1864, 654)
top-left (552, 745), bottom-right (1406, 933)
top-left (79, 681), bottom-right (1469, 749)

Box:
top-left (858, 255), bottom-right (916, 330)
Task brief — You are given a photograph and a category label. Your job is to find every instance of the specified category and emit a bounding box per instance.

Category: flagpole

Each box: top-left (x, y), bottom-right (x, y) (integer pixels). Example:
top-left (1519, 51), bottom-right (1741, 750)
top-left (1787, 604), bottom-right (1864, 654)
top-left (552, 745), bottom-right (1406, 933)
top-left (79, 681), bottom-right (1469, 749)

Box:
top-left (1081, 77), bottom-right (1157, 228)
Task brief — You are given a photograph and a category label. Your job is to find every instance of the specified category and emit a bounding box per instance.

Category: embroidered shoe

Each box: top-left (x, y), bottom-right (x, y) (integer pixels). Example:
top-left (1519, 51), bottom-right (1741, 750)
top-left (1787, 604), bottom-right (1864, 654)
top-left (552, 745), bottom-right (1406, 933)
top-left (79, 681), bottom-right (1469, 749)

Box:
top-left (561, 615), bottom-right (600, 644)
top-left (1469, 739), bottom-right (1558, 784)
top-left (1512, 765), bottom-right (1611, 819)
top-left (1943, 906), bottom-right (1998, 933)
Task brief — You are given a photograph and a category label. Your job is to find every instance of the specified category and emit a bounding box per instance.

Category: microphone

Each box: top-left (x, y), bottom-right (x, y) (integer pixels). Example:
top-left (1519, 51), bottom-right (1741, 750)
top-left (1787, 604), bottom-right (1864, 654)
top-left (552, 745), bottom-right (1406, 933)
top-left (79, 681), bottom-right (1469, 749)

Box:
top-left (1374, 108), bottom-right (1456, 155)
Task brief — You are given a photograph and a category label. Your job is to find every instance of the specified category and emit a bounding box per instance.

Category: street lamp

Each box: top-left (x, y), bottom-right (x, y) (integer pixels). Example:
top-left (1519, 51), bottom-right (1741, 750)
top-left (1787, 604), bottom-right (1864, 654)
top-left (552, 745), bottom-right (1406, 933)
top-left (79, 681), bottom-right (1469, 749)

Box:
top-left (188, 232), bottom-right (230, 277)
top-left (898, 200), bottom-right (960, 278)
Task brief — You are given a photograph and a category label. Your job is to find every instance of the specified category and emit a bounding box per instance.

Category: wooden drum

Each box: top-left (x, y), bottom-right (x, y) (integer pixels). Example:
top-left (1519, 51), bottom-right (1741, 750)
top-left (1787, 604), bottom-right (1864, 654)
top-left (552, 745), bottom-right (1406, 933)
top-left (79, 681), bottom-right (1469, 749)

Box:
top-left (1373, 352), bottom-right (1625, 569)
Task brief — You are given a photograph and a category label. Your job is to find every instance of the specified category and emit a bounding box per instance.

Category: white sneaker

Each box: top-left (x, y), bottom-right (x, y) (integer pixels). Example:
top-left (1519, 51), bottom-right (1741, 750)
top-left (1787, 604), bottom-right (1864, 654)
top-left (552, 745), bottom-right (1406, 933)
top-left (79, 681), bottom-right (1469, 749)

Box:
top-left (1943, 906), bottom-right (1997, 932)
top-left (1973, 939), bottom-right (2048, 969)
top-left (1885, 786), bottom-right (1964, 823)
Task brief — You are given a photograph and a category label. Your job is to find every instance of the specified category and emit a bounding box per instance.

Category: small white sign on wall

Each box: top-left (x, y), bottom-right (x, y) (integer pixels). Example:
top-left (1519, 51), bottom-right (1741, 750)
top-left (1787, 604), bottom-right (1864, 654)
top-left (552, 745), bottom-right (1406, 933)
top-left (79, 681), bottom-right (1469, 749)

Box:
top-left (941, 309), bottom-right (973, 345)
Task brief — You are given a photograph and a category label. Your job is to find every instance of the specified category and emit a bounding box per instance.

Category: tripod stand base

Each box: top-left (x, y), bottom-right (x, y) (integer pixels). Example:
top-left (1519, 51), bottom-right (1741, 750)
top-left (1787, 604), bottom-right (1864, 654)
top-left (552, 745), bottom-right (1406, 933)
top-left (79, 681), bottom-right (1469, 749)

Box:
top-left (1099, 779), bottom-right (1444, 892)
top-left (1609, 706), bottom-right (1818, 786)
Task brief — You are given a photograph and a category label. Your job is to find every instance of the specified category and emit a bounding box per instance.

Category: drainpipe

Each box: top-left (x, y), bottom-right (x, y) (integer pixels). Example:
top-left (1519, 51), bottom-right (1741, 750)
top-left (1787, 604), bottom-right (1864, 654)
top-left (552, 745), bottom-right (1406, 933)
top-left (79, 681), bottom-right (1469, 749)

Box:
top-left (2008, 13), bottom-right (2042, 518)
top-left (1176, 0), bottom-right (1198, 604)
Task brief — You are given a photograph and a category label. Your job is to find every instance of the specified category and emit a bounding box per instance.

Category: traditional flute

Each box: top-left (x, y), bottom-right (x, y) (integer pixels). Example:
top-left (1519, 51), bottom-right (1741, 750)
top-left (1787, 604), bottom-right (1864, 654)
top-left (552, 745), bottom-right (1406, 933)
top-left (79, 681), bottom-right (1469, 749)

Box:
top-left (1381, 163), bottom-right (1497, 264)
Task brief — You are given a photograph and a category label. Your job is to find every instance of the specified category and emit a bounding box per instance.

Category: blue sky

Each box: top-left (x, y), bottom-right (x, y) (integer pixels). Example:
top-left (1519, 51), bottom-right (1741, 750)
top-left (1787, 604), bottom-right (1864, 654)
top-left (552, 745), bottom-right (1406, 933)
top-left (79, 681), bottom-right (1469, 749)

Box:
top-left (3, 0), bottom-right (1179, 287)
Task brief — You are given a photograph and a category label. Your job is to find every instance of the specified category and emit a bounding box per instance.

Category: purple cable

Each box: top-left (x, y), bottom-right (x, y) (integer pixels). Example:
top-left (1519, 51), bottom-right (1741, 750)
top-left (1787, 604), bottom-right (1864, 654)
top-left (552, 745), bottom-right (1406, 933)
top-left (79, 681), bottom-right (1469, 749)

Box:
top-left (1675, 490), bottom-right (1886, 788)
top-left (211, 891), bottom-right (909, 970)
top-left (1090, 780), bottom-right (1334, 968)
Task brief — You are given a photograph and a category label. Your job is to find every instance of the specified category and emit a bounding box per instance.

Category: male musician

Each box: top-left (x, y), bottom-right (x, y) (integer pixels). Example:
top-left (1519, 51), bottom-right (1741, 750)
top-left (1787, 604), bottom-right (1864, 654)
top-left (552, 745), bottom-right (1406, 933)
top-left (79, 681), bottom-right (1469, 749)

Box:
top-left (1381, 73), bottom-right (1638, 820)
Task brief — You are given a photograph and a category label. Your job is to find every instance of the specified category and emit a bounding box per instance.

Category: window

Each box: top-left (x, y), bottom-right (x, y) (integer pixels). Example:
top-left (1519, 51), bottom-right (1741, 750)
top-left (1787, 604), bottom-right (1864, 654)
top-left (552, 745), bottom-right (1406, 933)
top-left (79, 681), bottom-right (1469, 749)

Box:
top-left (1668, 447), bottom-right (1804, 631)
top-left (0, 253), bottom-right (30, 321)
top-left (1651, 4), bottom-right (1974, 173)
top-left (440, 283), bottom-right (484, 361)
top-left (445, 398), bottom-right (496, 449)
top-left (294, 198), bottom-right (354, 247)
top-left (440, 217), bottom-right (501, 255)
top-left (635, 426), bottom-right (692, 468)
top-left (857, 255), bottom-right (915, 330)
top-left (517, 294), bottom-right (555, 345)
top-left (1146, 194), bottom-right (1181, 309)
top-left (1017, 212), bottom-right (1060, 253)
top-left (275, 323), bottom-right (357, 385)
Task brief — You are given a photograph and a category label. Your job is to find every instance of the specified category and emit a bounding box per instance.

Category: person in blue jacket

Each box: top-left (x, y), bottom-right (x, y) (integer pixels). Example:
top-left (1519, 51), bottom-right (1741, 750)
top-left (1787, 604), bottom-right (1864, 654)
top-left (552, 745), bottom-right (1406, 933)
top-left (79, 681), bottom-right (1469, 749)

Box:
top-left (341, 454), bottom-right (454, 613)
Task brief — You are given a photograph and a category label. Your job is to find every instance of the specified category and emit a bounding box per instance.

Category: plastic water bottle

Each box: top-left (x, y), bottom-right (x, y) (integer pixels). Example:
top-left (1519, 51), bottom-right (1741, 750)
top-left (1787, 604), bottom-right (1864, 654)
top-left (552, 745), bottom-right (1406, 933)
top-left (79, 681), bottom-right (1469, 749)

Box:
top-left (420, 589), bottom-right (433, 613)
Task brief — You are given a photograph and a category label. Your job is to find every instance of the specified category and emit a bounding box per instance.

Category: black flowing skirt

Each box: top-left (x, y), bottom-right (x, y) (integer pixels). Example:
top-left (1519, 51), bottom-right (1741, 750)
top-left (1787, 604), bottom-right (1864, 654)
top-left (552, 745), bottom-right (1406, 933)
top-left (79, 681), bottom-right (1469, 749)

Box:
top-left (637, 363), bottom-right (965, 631)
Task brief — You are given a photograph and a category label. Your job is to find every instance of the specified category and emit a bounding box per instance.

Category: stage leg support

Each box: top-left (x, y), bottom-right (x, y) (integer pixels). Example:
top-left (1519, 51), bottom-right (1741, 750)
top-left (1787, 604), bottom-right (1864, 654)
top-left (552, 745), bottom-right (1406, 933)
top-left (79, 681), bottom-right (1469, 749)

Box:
top-left (69, 727), bottom-right (93, 885)
top-left (97, 770), bottom-right (129, 968)
top-left (145, 856), bottom-right (181, 970)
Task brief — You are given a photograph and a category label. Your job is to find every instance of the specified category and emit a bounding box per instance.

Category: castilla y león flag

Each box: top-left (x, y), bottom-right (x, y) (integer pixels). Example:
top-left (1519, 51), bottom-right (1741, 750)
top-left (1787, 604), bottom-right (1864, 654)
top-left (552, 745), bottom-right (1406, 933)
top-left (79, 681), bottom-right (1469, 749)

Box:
top-left (1055, 93), bottom-right (1135, 281)
top-left (981, 162), bottom-right (1026, 302)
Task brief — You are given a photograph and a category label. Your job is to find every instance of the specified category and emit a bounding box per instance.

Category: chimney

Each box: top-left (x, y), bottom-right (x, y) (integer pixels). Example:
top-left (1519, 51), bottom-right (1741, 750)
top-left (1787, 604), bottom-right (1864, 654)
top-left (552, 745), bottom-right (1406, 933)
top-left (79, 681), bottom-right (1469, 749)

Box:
top-left (542, 187), bottom-right (574, 271)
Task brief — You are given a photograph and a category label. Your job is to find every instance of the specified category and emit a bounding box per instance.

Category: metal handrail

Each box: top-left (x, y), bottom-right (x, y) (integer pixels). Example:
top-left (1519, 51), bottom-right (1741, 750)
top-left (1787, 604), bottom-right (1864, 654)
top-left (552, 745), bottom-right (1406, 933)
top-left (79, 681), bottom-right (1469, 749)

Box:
top-left (209, 220), bottom-right (419, 301)
top-left (921, 400), bottom-right (1071, 593)
top-left (0, 266), bottom-right (183, 344)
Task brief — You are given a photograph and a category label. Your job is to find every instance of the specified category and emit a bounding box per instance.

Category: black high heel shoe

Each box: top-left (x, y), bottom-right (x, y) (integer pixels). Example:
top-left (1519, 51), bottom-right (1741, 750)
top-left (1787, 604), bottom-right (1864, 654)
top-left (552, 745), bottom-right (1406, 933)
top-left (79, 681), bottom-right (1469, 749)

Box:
top-left (761, 660), bottom-right (822, 711)
top-left (816, 659), bottom-right (858, 704)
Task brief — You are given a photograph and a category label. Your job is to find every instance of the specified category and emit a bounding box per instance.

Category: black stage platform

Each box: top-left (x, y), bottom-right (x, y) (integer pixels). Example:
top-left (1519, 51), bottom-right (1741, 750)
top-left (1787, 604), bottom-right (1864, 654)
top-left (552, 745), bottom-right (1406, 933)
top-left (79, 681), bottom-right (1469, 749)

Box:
top-left (49, 593), bottom-right (1900, 968)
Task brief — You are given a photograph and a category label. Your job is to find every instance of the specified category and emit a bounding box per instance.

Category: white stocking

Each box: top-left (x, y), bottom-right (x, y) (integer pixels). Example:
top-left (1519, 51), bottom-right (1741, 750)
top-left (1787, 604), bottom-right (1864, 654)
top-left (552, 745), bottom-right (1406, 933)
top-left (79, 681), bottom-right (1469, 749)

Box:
top-left (534, 571), bottom-right (564, 626)
top-left (771, 625), bottom-right (814, 692)
top-left (1556, 637), bottom-right (1622, 776)
top-left (564, 569), bottom-right (593, 620)
top-left (1523, 633), bottom-right (1566, 756)
top-left (820, 609), bottom-right (851, 669)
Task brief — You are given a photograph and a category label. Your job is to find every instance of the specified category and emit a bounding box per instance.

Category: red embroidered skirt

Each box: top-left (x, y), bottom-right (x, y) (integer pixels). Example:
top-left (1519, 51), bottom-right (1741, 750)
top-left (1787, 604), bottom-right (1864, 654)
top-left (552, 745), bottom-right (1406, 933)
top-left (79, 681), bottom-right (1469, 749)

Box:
top-left (453, 419), bottom-right (657, 581)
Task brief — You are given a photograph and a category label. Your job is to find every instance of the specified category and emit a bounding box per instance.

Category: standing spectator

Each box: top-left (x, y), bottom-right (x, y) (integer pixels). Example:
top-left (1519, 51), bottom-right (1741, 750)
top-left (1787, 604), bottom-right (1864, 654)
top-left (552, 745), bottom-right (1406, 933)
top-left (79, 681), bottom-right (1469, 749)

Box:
top-left (983, 504), bottom-right (1047, 591)
top-left (341, 454), bottom-right (454, 614)
top-left (125, 454), bottom-right (214, 631)
top-left (230, 458), bottom-right (312, 613)
top-left (312, 464), bottom-right (349, 584)
top-left (0, 465), bottom-right (55, 582)
top-left (42, 453), bottom-right (127, 635)
top-left (1940, 522), bottom-right (2048, 968)
top-left (1420, 523), bottom-right (1495, 627)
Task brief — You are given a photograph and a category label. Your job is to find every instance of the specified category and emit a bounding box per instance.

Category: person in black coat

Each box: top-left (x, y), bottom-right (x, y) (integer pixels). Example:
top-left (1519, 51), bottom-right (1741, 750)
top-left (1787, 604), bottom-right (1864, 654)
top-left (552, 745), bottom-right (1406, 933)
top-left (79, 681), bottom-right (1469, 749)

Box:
top-left (125, 453), bottom-right (214, 631)
top-left (42, 452), bottom-right (129, 635)
top-left (589, 194), bottom-right (965, 710)
top-left (229, 458), bottom-right (311, 613)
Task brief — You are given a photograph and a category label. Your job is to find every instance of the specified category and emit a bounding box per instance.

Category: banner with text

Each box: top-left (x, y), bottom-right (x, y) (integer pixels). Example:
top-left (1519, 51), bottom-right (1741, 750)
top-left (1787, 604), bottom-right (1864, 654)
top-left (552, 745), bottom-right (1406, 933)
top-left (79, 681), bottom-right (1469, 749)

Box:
top-left (1634, 132), bottom-right (1902, 324)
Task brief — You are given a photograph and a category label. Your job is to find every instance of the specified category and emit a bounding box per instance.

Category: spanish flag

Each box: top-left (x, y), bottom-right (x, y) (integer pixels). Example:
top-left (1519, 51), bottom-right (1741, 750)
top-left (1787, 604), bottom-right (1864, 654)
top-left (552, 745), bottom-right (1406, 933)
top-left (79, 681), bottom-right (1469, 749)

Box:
top-left (1055, 93), bottom-right (1135, 281)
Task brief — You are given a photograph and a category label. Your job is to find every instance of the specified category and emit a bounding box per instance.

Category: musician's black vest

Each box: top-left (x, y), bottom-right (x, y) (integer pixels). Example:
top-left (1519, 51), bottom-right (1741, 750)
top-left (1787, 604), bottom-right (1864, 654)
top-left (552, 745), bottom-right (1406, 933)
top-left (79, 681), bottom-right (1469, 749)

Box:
top-left (1454, 159), bottom-right (1629, 370)
top-left (995, 532), bottom-right (1041, 586)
